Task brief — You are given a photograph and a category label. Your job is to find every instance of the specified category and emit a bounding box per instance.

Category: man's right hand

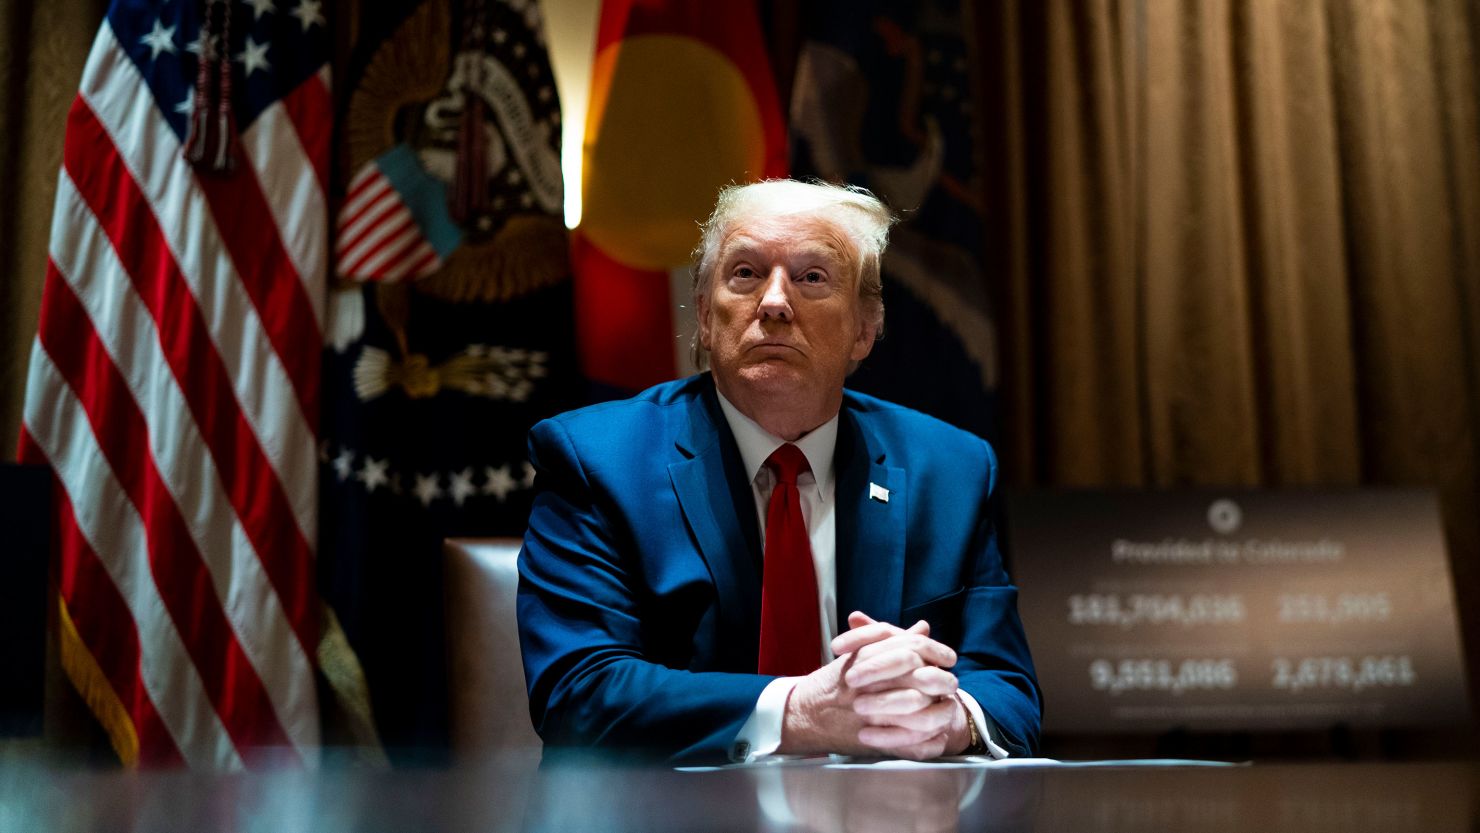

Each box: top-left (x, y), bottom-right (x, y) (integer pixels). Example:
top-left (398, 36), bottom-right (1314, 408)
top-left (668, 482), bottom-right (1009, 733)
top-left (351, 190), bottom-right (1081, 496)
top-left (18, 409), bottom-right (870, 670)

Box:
top-left (778, 613), bottom-right (965, 759)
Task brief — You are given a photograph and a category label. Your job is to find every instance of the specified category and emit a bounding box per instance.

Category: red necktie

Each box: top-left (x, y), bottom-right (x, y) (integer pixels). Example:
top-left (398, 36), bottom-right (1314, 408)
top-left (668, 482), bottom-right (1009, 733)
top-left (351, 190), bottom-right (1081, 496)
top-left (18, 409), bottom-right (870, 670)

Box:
top-left (757, 443), bottom-right (822, 676)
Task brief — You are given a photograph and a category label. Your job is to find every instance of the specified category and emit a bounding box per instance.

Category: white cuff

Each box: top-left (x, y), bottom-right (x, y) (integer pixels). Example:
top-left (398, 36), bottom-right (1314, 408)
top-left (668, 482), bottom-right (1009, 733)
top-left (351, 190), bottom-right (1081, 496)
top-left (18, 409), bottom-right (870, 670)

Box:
top-left (731, 677), bottom-right (801, 762)
top-left (957, 690), bottom-right (1010, 759)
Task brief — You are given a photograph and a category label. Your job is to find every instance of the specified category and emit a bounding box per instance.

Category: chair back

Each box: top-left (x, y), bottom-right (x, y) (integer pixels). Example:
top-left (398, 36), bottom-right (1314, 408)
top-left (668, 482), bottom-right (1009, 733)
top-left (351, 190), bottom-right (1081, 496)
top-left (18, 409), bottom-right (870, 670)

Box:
top-left (444, 537), bottom-right (543, 757)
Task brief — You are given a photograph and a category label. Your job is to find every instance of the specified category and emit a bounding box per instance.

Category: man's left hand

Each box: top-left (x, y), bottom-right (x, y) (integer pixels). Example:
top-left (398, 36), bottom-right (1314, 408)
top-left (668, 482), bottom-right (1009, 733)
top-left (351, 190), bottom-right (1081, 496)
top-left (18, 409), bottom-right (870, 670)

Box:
top-left (832, 612), bottom-right (974, 759)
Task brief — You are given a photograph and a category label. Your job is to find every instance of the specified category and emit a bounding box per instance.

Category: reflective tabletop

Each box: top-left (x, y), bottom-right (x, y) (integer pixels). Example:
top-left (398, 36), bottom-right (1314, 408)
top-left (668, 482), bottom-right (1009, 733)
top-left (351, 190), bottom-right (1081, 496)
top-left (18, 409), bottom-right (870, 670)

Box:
top-left (3, 753), bottom-right (1476, 833)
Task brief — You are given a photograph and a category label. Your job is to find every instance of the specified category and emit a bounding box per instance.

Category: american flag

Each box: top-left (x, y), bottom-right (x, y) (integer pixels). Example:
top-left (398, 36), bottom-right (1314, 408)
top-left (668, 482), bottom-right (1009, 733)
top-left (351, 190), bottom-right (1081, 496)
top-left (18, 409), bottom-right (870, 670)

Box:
top-left (16, 0), bottom-right (329, 768)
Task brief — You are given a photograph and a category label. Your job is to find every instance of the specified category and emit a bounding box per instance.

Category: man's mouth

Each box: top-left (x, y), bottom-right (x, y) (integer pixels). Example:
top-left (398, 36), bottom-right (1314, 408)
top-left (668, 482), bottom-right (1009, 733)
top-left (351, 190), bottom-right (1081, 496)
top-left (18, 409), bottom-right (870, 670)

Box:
top-left (748, 341), bottom-right (801, 355)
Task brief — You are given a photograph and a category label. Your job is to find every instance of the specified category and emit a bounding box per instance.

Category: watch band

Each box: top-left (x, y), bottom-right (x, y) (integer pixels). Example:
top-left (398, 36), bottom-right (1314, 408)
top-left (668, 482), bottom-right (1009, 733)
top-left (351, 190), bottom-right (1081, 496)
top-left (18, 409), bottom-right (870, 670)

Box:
top-left (959, 694), bottom-right (987, 755)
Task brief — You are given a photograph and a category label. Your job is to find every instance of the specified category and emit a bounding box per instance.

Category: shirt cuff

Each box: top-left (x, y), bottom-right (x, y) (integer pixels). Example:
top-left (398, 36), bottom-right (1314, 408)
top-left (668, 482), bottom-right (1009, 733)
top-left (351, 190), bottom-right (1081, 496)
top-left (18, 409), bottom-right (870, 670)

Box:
top-left (956, 690), bottom-right (1010, 759)
top-left (731, 677), bottom-right (801, 762)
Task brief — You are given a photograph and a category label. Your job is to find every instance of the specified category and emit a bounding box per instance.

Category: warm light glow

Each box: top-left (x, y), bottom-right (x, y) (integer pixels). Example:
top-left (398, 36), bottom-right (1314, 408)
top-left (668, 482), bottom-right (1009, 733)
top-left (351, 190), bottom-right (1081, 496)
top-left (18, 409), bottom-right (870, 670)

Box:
top-left (542, 0), bottom-right (601, 229)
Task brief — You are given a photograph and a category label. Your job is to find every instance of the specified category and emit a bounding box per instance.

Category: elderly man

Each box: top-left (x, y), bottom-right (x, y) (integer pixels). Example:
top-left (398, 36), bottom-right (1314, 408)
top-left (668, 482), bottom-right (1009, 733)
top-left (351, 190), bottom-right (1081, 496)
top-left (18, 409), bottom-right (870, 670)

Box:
top-left (517, 179), bottom-right (1040, 762)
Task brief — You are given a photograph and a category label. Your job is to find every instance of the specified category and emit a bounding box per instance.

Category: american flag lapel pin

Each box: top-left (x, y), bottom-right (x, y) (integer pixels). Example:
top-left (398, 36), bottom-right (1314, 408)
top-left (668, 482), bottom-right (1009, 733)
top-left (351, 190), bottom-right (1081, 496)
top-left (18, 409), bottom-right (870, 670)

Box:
top-left (869, 482), bottom-right (890, 503)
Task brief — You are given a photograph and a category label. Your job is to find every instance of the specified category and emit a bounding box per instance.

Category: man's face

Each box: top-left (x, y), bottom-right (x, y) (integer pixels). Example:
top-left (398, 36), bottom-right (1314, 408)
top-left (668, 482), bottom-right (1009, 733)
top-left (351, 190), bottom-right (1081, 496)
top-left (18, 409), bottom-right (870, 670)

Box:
top-left (697, 211), bottom-right (877, 413)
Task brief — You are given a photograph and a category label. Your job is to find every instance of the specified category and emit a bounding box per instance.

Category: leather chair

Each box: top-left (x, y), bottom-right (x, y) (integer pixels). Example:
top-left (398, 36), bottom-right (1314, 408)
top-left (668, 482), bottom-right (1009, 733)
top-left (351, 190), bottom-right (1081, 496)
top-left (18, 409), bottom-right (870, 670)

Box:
top-left (443, 538), bottom-right (543, 759)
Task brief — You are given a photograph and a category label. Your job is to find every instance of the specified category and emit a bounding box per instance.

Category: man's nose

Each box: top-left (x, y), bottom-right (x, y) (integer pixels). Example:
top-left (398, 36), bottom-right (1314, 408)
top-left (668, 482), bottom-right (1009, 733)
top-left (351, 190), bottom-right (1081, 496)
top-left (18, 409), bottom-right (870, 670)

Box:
top-left (758, 267), bottom-right (793, 321)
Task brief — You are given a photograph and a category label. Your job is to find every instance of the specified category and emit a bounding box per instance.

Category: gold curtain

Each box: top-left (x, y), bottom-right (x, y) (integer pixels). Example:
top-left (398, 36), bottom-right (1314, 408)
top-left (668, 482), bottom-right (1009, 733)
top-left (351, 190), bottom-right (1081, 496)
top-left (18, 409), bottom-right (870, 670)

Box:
top-left (0, 0), bottom-right (107, 460)
top-left (980, 0), bottom-right (1480, 705)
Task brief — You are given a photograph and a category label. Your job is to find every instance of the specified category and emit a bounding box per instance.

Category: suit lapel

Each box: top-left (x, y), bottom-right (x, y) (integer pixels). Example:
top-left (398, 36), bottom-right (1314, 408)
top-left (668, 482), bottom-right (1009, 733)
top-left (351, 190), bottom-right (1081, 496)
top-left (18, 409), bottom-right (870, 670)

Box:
top-left (834, 406), bottom-right (907, 628)
top-left (668, 379), bottom-right (763, 668)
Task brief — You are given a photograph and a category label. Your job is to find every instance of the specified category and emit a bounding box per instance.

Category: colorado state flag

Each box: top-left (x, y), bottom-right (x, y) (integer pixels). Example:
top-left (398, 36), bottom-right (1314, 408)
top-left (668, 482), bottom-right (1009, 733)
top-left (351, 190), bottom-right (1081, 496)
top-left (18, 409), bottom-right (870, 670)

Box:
top-left (573, 0), bottom-right (787, 395)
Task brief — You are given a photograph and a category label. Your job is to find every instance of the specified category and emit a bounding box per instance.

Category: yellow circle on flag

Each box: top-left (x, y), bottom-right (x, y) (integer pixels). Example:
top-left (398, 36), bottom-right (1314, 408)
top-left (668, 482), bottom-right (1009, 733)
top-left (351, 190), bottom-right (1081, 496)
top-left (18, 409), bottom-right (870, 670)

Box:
top-left (581, 34), bottom-right (769, 271)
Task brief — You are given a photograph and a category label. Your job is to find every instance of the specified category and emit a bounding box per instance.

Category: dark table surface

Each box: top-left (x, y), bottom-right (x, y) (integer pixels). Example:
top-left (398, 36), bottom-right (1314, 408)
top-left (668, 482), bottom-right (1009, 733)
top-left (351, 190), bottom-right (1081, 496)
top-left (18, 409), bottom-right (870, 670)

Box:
top-left (3, 753), bottom-right (1476, 832)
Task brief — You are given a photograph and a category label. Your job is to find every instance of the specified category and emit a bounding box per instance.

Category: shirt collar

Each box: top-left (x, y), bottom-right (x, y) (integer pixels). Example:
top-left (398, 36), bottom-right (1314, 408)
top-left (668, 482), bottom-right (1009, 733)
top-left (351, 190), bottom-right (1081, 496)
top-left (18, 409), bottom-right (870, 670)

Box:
top-left (715, 389), bottom-right (838, 493)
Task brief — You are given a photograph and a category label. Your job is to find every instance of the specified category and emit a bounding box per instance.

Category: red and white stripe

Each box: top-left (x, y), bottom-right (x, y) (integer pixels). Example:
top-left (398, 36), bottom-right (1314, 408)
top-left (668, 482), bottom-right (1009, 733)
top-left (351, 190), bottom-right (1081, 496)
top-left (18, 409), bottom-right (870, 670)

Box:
top-left (335, 163), bottom-right (441, 281)
top-left (239, 64), bottom-right (332, 327)
top-left (18, 19), bottom-right (327, 768)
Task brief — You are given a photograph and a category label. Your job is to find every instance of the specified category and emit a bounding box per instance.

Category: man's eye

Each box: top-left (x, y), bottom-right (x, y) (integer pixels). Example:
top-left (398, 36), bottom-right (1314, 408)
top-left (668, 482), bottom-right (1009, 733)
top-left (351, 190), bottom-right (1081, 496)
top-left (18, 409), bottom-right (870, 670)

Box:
top-left (801, 271), bottom-right (825, 284)
top-left (734, 266), bottom-right (756, 279)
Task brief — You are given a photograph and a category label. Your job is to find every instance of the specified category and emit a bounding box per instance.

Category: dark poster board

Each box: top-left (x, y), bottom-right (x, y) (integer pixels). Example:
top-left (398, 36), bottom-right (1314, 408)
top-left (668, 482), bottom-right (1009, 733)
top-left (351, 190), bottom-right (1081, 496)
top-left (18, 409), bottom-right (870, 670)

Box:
top-left (1008, 490), bottom-right (1470, 734)
top-left (1, 463), bottom-right (49, 737)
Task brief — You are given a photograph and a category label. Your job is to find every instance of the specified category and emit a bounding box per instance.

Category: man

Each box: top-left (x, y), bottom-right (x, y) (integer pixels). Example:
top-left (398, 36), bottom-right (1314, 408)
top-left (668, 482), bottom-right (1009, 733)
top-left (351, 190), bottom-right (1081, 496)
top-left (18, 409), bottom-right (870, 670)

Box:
top-left (517, 180), bottom-right (1040, 762)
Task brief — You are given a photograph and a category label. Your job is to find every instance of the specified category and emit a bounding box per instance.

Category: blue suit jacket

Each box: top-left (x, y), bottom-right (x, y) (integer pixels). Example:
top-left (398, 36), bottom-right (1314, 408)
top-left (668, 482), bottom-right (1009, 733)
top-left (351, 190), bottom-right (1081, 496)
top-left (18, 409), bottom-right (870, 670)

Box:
top-left (516, 374), bottom-right (1041, 762)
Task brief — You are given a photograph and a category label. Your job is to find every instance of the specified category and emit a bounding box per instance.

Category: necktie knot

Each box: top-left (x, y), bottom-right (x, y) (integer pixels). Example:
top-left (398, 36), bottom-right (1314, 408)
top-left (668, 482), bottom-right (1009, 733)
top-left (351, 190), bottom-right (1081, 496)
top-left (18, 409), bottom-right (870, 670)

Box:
top-left (766, 443), bottom-right (810, 486)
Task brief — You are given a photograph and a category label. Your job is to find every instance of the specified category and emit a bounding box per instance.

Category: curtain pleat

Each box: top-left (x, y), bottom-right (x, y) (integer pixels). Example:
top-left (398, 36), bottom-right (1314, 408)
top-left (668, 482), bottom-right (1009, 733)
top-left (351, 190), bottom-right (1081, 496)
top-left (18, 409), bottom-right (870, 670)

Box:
top-left (983, 0), bottom-right (1480, 711)
top-left (0, 0), bottom-right (106, 459)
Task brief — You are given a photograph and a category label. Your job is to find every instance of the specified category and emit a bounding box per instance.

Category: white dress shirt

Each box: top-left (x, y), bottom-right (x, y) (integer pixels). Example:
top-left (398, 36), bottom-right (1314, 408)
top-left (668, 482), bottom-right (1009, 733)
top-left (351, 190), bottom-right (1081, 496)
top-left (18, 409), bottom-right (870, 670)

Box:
top-left (715, 393), bottom-right (1006, 761)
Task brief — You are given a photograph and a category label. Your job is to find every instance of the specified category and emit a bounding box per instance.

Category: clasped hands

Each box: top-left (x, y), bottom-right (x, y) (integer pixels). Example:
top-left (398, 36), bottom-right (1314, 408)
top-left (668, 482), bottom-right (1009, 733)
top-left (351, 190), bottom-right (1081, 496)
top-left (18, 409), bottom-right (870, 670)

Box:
top-left (778, 611), bottom-right (971, 760)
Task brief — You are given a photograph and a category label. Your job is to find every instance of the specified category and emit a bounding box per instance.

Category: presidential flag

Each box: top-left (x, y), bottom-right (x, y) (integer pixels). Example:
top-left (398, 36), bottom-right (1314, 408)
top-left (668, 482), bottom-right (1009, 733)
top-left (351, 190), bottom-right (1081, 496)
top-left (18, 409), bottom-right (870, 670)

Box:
top-left (791, 0), bottom-right (1000, 439)
top-left (16, 0), bottom-right (330, 767)
top-left (318, 0), bottom-right (580, 759)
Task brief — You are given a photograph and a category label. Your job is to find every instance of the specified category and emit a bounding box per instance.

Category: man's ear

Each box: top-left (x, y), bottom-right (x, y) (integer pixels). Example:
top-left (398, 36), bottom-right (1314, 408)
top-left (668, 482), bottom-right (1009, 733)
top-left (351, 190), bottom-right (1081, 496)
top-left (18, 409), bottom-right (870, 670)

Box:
top-left (696, 291), bottom-right (712, 350)
top-left (850, 317), bottom-right (877, 362)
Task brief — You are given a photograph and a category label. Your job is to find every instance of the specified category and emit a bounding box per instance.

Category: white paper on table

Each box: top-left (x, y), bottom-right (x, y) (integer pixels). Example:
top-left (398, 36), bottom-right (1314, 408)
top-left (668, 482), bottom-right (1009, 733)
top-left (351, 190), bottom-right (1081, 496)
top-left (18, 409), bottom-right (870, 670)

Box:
top-left (676, 756), bottom-right (1248, 773)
